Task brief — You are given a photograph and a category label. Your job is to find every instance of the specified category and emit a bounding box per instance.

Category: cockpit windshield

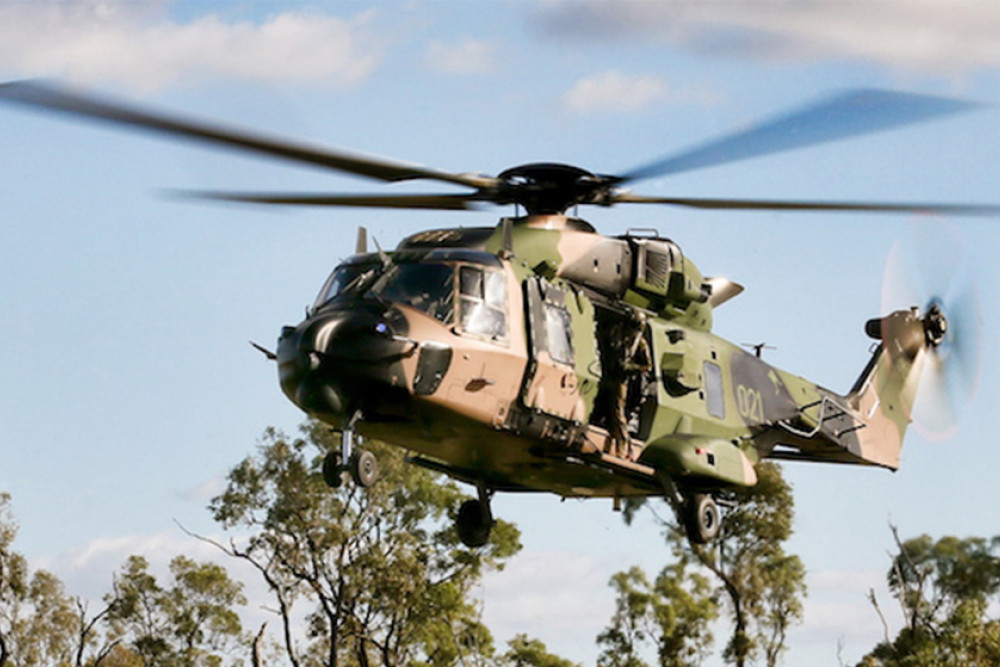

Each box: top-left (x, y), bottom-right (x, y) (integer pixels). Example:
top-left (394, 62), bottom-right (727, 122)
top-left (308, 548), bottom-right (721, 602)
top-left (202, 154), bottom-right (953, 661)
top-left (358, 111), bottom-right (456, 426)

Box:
top-left (314, 253), bottom-right (509, 342)
top-left (372, 263), bottom-right (455, 324)
top-left (313, 261), bottom-right (381, 309)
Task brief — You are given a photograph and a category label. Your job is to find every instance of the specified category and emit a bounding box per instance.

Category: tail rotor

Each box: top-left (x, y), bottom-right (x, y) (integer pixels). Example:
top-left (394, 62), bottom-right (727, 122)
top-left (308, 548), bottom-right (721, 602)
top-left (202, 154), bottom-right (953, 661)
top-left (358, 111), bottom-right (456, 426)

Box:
top-left (881, 223), bottom-right (983, 440)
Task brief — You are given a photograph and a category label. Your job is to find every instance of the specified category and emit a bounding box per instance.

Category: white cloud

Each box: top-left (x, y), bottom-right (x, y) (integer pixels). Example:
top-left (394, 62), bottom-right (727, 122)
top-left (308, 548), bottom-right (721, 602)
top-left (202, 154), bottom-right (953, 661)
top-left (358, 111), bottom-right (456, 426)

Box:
top-left (179, 474), bottom-right (227, 502)
top-left (562, 70), bottom-right (668, 113)
top-left (35, 529), bottom-right (277, 641)
top-left (538, 1), bottom-right (1000, 73)
top-left (33, 529), bottom-right (221, 599)
top-left (480, 549), bottom-right (620, 660)
top-left (0, 1), bottom-right (380, 93)
top-left (425, 38), bottom-right (497, 74)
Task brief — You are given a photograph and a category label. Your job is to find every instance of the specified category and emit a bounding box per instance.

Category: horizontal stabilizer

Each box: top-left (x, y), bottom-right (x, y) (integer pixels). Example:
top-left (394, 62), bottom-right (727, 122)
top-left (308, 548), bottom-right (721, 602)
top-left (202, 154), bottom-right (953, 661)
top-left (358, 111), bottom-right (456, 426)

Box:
top-left (705, 277), bottom-right (744, 308)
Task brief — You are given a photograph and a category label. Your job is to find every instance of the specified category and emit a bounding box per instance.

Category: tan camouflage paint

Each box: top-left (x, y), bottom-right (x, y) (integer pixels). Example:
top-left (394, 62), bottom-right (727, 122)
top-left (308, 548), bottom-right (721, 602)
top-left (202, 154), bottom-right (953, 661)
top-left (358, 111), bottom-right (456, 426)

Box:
top-left (341, 214), bottom-right (935, 499)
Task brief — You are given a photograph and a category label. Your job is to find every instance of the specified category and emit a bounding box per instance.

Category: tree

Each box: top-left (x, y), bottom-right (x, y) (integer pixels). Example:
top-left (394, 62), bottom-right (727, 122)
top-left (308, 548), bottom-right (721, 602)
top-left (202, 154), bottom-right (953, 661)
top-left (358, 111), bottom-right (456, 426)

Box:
top-left (207, 422), bottom-right (521, 667)
top-left (683, 463), bottom-right (805, 667)
top-left (860, 529), bottom-right (1000, 666)
top-left (502, 634), bottom-right (580, 667)
top-left (0, 492), bottom-right (120, 667)
top-left (629, 462), bottom-right (805, 667)
top-left (107, 554), bottom-right (246, 666)
top-left (12, 569), bottom-right (77, 666)
top-left (0, 491), bottom-right (27, 667)
top-left (651, 560), bottom-right (719, 667)
top-left (596, 561), bottom-right (718, 667)
top-left (597, 567), bottom-right (654, 667)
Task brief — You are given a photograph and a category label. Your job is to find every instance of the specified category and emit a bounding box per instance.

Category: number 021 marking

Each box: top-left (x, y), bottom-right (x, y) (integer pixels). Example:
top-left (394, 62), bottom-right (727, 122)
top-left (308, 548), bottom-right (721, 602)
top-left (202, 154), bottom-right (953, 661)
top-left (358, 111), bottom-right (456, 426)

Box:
top-left (736, 385), bottom-right (765, 422)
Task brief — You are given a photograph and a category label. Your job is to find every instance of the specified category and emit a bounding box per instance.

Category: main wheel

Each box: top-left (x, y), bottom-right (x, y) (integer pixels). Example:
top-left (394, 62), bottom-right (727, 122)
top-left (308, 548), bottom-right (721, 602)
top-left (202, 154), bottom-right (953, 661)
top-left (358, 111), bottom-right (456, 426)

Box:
top-left (684, 493), bottom-right (721, 544)
top-left (322, 451), bottom-right (343, 489)
top-left (456, 499), bottom-right (492, 548)
top-left (349, 449), bottom-right (378, 488)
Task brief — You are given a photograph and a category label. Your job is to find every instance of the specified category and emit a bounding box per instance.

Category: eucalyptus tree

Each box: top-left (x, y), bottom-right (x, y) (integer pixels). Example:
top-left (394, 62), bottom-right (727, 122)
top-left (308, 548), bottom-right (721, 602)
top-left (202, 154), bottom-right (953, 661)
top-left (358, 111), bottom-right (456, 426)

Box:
top-left (207, 422), bottom-right (521, 667)
top-left (860, 530), bottom-right (1000, 666)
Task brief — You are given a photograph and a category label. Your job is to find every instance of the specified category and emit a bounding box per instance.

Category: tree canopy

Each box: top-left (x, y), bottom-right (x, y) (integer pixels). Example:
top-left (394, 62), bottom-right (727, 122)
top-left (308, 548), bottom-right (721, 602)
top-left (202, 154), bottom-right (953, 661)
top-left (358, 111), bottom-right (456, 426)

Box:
top-left (207, 422), bottom-right (522, 667)
top-left (606, 461), bottom-right (806, 667)
top-left (15, 423), bottom-right (1000, 667)
top-left (860, 530), bottom-right (1000, 666)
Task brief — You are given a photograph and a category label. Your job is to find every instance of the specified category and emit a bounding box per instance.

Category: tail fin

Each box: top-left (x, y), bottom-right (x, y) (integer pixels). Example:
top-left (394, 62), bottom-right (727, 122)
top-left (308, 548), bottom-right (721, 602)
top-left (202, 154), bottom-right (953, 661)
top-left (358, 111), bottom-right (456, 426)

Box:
top-left (845, 307), bottom-right (935, 469)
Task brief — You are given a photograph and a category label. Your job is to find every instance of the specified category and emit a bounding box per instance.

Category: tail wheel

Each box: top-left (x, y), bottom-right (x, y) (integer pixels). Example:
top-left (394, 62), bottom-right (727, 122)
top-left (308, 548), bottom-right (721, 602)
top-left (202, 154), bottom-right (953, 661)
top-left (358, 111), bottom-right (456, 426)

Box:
top-left (684, 493), bottom-right (721, 544)
top-left (349, 449), bottom-right (378, 488)
top-left (456, 499), bottom-right (493, 548)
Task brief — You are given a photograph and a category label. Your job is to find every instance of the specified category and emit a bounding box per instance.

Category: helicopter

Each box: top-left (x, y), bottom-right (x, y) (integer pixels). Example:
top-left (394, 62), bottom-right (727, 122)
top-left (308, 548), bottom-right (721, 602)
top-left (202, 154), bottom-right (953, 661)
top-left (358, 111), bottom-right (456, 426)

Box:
top-left (0, 81), bottom-right (992, 546)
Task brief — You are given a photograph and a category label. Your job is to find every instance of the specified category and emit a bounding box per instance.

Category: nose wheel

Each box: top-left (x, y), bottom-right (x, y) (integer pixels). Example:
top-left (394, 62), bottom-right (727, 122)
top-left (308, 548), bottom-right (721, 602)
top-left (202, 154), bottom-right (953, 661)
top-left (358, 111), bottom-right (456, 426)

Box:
top-left (322, 420), bottom-right (378, 489)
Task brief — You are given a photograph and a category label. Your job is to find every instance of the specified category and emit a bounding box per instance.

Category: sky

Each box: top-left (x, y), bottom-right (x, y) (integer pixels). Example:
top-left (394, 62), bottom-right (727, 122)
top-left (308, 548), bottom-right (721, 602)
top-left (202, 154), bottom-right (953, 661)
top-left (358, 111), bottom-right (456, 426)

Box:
top-left (2, 1), bottom-right (1000, 664)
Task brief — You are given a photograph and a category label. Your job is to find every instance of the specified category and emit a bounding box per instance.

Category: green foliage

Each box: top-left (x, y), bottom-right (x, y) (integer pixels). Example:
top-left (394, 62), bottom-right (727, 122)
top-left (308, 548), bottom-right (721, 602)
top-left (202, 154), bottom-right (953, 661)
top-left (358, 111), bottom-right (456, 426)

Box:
top-left (597, 567), bottom-right (654, 667)
top-left (0, 492), bottom-right (80, 667)
top-left (621, 462), bottom-right (806, 667)
top-left (888, 534), bottom-right (1000, 626)
top-left (107, 554), bottom-right (246, 667)
top-left (693, 462), bottom-right (806, 667)
top-left (208, 422), bottom-right (522, 667)
top-left (502, 634), bottom-right (580, 667)
top-left (860, 532), bottom-right (1000, 666)
top-left (596, 562), bottom-right (718, 667)
top-left (652, 561), bottom-right (719, 667)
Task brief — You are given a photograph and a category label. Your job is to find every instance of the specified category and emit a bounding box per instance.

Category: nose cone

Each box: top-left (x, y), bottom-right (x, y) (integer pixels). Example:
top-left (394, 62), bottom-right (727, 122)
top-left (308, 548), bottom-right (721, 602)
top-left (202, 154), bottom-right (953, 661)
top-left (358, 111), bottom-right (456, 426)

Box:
top-left (275, 304), bottom-right (408, 423)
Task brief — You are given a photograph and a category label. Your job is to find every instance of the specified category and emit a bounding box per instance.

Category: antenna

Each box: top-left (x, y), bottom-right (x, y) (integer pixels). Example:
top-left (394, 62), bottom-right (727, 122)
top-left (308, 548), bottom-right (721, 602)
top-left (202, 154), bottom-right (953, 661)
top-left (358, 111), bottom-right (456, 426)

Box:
top-left (742, 342), bottom-right (776, 359)
top-left (355, 226), bottom-right (368, 254)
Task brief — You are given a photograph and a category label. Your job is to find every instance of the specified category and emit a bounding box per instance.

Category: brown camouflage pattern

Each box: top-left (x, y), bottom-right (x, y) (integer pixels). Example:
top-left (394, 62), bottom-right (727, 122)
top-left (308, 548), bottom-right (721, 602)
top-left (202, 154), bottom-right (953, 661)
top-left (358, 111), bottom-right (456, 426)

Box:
top-left (280, 214), bottom-right (933, 502)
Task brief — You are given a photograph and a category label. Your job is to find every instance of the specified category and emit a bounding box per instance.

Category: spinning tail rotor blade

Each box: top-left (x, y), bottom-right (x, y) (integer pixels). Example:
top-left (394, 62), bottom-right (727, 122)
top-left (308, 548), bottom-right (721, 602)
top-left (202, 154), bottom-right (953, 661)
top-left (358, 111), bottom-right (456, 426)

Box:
top-left (882, 224), bottom-right (983, 440)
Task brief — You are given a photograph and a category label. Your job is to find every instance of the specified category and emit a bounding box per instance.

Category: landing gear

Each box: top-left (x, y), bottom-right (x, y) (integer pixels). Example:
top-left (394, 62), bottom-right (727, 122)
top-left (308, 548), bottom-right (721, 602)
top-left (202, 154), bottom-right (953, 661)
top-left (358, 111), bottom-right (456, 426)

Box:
top-left (350, 449), bottom-right (377, 487)
top-left (322, 419), bottom-right (378, 489)
top-left (656, 472), bottom-right (722, 545)
top-left (456, 486), bottom-right (494, 548)
top-left (684, 493), bottom-right (721, 544)
top-left (322, 450), bottom-right (345, 488)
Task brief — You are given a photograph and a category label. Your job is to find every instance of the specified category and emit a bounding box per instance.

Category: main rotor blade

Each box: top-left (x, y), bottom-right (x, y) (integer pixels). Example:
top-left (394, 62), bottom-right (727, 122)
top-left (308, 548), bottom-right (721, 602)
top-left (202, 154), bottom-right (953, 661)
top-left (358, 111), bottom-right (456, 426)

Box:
top-left (0, 79), bottom-right (493, 189)
top-left (618, 88), bottom-right (982, 183)
top-left (173, 190), bottom-right (486, 210)
top-left (614, 192), bottom-right (1000, 216)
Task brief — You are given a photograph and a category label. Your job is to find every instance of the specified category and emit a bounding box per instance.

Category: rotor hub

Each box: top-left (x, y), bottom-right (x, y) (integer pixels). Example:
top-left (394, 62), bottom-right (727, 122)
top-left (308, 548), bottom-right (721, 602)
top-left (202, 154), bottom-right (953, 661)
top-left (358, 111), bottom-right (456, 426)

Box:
top-left (923, 304), bottom-right (948, 347)
top-left (495, 163), bottom-right (613, 215)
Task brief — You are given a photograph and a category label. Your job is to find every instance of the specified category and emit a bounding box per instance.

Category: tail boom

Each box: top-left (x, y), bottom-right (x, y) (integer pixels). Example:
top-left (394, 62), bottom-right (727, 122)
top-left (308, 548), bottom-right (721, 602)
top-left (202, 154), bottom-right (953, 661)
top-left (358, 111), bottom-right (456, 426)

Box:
top-left (843, 307), bottom-right (936, 468)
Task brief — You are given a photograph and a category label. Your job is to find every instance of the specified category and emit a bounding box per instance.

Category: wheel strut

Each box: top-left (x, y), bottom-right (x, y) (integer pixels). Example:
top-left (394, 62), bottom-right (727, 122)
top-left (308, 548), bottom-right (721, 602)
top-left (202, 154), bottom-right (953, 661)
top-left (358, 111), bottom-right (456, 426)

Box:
top-left (656, 472), bottom-right (722, 545)
top-left (322, 414), bottom-right (378, 489)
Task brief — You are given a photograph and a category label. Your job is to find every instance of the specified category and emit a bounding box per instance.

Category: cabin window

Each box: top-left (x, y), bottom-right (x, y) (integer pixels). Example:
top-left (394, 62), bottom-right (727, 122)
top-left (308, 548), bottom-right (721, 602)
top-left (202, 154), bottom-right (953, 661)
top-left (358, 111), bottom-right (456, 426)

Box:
top-left (543, 302), bottom-right (575, 365)
top-left (459, 266), bottom-right (507, 341)
top-left (704, 361), bottom-right (725, 419)
top-left (375, 263), bottom-right (455, 324)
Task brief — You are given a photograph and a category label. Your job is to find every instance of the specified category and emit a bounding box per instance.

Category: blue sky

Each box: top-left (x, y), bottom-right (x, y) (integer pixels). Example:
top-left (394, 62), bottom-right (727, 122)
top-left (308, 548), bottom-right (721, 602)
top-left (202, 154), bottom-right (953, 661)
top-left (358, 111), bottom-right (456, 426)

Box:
top-left (2, 1), bottom-right (1000, 664)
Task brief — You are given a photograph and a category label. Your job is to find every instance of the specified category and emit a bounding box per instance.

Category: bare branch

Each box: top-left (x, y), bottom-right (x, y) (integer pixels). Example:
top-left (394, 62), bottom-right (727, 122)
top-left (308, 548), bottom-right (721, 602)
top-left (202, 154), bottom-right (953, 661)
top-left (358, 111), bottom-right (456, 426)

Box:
top-left (252, 622), bottom-right (267, 667)
top-left (867, 588), bottom-right (891, 645)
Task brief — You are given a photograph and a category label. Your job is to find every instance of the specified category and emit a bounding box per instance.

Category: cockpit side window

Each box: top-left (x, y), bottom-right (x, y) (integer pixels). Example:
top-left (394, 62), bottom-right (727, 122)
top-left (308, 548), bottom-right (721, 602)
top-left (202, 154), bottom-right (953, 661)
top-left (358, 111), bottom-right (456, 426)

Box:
top-left (375, 263), bottom-right (455, 324)
top-left (543, 302), bottom-right (574, 365)
top-left (459, 265), bottom-right (507, 341)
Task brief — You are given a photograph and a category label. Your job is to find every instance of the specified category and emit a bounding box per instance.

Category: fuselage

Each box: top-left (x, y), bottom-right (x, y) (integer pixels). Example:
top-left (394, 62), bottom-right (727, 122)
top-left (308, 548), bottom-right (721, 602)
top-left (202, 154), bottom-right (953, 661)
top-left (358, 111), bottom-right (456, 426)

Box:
top-left (275, 215), bottom-right (905, 501)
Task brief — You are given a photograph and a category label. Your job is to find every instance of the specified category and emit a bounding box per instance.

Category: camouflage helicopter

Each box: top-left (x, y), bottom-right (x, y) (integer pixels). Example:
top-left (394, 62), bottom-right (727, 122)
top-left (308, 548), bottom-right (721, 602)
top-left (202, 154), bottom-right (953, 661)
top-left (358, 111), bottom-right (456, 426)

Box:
top-left (0, 81), bottom-right (991, 545)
